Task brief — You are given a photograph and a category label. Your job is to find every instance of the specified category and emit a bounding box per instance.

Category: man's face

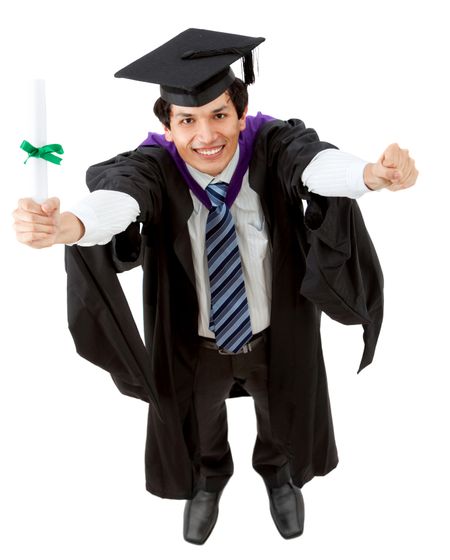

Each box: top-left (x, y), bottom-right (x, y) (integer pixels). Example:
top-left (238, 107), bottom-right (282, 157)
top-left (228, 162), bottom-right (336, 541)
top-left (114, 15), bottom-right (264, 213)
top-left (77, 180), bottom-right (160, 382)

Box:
top-left (164, 91), bottom-right (247, 176)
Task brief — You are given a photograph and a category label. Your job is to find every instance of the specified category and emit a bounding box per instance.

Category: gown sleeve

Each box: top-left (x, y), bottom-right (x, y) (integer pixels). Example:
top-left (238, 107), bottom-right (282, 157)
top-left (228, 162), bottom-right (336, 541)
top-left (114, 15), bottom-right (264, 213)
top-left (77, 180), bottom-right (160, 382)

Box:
top-left (257, 119), bottom-right (384, 372)
top-left (258, 117), bottom-right (339, 204)
top-left (63, 148), bottom-right (166, 412)
top-left (300, 194), bottom-right (384, 372)
top-left (85, 147), bottom-right (164, 271)
top-left (85, 148), bottom-right (163, 224)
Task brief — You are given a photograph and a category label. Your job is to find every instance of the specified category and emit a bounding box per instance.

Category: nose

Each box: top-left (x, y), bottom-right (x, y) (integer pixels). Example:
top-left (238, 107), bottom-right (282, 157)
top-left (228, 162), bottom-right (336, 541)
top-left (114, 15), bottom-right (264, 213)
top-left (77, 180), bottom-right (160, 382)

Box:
top-left (195, 119), bottom-right (217, 146)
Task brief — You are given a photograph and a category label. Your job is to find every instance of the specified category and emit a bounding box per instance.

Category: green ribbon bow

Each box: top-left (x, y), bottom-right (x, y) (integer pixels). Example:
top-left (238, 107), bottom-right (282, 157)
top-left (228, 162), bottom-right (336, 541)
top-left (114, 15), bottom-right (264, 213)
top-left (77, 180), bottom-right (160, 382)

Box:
top-left (20, 140), bottom-right (64, 165)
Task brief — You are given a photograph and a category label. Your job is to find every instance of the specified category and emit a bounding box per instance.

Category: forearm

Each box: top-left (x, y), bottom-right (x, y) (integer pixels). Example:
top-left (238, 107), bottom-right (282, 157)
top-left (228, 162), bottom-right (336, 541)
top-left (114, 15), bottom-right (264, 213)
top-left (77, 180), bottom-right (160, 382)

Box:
top-left (363, 163), bottom-right (388, 191)
top-left (67, 190), bottom-right (140, 246)
top-left (302, 149), bottom-right (371, 198)
top-left (304, 145), bottom-right (418, 196)
top-left (55, 212), bottom-right (85, 244)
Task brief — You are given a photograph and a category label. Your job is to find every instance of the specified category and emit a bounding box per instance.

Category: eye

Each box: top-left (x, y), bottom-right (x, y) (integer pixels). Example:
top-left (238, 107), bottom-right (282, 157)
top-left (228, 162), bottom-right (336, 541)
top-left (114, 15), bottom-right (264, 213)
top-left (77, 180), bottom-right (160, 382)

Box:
top-left (214, 113), bottom-right (226, 120)
top-left (180, 118), bottom-right (193, 125)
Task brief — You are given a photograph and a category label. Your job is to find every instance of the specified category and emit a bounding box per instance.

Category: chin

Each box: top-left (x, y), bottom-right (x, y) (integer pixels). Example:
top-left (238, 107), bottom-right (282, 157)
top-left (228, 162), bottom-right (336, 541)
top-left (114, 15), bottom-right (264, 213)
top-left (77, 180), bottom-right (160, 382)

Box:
top-left (202, 164), bottom-right (225, 176)
top-left (199, 154), bottom-right (233, 176)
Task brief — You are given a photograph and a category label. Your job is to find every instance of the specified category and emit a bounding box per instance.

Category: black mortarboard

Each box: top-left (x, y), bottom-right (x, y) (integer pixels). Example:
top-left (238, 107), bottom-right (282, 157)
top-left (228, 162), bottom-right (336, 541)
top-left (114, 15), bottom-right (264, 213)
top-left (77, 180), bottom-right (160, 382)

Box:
top-left (114, 28), bottom-right (265, 107)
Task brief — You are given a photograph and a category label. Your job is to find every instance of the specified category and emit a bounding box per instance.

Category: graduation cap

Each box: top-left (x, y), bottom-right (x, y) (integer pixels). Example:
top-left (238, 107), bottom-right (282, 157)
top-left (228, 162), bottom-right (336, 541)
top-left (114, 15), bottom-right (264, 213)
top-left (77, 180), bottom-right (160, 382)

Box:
top-left (114, 28), bottom-right (265, 107)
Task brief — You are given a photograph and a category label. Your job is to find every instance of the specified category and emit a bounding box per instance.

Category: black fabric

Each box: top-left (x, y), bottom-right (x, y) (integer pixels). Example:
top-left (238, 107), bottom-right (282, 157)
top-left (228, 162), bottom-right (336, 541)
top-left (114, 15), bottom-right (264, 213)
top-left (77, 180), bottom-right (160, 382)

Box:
top-left (300, 194), bottom-right (384, 372)
top-left (192, 340), bottom-right (290, 493)
top-left (65, 117), bottom-right (383, 499)
top-left (64, 239), bottom-right (157, 408)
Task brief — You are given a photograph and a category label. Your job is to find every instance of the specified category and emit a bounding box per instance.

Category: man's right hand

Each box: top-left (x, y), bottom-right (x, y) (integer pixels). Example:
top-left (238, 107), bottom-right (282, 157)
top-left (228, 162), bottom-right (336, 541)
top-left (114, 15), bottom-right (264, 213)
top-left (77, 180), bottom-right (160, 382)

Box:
top-left (12, 197), bottom-right (85, 248)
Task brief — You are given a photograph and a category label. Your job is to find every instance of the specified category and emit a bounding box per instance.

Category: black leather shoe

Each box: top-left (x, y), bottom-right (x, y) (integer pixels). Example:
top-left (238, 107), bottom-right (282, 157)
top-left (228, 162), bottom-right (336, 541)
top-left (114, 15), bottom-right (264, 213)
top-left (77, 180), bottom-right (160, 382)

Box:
top-left (183, 490), bottom-right (223, 545)
top-left (266, 481), bottom-right (305, 539)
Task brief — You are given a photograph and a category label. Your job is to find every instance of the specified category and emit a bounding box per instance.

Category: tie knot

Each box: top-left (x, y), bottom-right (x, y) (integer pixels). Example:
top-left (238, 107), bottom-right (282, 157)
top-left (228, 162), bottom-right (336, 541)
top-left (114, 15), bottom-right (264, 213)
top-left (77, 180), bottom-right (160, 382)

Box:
top-left (206, 181), bottom-right (228, 207)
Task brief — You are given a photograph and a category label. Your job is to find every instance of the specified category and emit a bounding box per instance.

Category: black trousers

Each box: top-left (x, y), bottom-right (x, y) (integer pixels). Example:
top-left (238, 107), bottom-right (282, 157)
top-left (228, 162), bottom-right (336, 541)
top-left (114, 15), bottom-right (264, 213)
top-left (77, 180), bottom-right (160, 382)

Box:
top-left (193, 336), bottom-right (291, 492)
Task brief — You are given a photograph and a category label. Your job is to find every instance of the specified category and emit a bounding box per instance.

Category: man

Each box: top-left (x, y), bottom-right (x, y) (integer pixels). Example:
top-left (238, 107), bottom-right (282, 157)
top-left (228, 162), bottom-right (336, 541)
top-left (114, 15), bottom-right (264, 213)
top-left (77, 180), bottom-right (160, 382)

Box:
top-left (13, 29), bottom-right (418, 545)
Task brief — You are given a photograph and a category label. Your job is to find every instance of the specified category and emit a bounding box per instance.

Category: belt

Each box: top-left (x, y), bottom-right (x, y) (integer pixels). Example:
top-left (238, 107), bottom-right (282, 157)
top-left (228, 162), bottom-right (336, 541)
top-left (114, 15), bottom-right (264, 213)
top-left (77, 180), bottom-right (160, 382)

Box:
top-left (198, 329), bottom-right (268, 355)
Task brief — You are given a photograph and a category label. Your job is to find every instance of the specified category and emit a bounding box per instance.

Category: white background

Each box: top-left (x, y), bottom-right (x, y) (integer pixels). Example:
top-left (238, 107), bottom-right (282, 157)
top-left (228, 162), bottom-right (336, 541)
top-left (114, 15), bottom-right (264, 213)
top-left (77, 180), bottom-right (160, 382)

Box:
top-left (1, 0), bottom-right (449, 558)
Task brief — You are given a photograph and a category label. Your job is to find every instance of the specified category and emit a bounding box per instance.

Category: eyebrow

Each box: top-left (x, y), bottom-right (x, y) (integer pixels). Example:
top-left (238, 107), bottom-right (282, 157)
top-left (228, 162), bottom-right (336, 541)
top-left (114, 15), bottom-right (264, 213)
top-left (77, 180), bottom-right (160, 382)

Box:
top-left (174, 105), bottom-right (229, 118)
top-left (211, 105), bottom-right (228, 114)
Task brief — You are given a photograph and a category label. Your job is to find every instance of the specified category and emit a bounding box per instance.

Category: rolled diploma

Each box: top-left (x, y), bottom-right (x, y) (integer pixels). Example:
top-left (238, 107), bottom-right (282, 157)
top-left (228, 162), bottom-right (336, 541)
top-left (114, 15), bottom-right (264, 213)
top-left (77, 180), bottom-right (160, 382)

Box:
top-left (24, 79), bottom-right (48, 203)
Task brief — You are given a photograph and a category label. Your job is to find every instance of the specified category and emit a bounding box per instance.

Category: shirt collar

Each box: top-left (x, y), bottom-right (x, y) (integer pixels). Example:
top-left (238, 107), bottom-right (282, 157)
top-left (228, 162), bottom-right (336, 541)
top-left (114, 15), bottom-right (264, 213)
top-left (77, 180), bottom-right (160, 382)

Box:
top-left (185, 145), bottom-right (240, 189)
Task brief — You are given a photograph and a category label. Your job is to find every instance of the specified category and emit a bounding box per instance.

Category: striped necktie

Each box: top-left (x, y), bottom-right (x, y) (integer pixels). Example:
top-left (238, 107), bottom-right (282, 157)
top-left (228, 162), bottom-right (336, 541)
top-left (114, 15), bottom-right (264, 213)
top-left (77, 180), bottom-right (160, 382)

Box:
top-left (205, 181), bottom-right (253, 353)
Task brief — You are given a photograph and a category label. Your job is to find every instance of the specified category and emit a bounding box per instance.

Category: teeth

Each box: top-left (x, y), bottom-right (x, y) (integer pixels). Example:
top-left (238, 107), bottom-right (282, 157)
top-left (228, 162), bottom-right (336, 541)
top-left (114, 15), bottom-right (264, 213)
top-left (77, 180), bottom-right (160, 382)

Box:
top-left (196, 146), bottom-right (222, 156)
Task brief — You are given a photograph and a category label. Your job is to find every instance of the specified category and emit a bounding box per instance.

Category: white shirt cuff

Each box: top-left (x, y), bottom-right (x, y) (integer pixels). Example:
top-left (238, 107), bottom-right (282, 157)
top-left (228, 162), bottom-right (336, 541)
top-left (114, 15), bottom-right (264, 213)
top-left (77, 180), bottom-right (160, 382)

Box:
top-left (67, 190), bottom-right (140, 246)
top-left (302, 148), bottom-right (372, 199)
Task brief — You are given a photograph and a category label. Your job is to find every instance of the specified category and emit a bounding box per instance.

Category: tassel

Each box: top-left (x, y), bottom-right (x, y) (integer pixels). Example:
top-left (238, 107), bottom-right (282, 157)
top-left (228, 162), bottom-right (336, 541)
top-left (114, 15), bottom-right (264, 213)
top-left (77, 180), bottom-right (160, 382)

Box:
top-left (242, 52), bottom-right (255, 85)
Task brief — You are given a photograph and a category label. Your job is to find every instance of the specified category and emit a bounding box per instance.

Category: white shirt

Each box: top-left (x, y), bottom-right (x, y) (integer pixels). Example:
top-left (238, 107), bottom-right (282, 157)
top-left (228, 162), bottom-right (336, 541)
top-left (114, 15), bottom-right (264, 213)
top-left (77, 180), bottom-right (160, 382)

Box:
top-left (69, 148), bottom-right (370, 337)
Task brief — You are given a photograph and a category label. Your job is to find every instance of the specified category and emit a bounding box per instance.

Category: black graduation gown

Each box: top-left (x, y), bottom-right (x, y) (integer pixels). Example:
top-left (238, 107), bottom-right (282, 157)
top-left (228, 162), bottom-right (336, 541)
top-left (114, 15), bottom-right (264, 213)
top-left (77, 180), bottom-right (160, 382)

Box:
top-left (65, 118), bottom-right (383, 499)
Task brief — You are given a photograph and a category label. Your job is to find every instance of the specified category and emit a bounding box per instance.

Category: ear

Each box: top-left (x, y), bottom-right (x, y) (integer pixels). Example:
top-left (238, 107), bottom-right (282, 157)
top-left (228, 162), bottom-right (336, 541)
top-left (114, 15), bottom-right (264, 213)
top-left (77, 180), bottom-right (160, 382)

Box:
top-left (164, 126), bottom-right (173, 142)
top-left (239, 105), bottom-right (248, 131)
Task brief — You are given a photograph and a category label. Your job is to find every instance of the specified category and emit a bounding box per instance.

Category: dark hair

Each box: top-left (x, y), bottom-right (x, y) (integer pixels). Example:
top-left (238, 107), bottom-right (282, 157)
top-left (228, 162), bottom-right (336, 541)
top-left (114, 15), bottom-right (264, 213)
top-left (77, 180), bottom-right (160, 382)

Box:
top-left (153, 78), bottom-right (248, 129)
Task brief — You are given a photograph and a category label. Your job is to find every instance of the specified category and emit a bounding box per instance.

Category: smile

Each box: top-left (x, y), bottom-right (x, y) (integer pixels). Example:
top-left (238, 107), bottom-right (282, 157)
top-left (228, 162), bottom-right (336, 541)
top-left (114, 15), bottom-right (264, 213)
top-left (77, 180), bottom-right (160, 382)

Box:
top-left (193, 146), bottom-right (225, 157)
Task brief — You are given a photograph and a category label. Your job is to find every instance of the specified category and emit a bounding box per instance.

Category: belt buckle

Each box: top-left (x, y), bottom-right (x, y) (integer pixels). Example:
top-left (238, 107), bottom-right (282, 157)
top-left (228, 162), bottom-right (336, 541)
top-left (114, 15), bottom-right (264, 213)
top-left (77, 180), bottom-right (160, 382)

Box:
top-left (218, 341), bottom-right (252, 355)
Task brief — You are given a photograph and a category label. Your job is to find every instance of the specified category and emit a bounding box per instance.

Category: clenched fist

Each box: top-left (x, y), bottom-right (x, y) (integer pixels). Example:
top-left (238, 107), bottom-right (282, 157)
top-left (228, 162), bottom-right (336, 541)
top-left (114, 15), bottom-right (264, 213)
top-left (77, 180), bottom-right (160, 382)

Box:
top-left (364, 144), bottom-right (418, 192)
top-left (12, 197), bottom-right (85, 248)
